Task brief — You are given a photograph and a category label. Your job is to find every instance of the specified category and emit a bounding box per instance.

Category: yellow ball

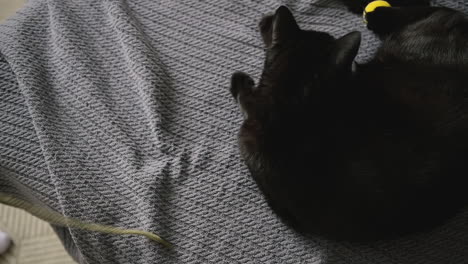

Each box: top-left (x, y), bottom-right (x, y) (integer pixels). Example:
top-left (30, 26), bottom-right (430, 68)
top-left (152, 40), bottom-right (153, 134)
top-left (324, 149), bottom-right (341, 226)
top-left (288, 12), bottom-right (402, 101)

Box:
top-left (363, 0), bottom-right (392, 23)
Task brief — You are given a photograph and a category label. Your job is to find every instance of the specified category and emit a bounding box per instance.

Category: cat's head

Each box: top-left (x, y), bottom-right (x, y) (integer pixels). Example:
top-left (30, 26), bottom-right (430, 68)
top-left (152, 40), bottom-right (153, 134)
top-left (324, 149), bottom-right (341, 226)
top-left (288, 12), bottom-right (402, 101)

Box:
top-left (231, 6), bottom-right (361, 124)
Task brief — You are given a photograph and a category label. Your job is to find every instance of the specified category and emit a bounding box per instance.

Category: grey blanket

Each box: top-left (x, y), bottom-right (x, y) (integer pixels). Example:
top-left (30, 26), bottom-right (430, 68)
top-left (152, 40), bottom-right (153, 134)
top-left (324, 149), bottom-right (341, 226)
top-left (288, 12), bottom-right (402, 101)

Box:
top-left (0, 0), bottom-right (467, 263)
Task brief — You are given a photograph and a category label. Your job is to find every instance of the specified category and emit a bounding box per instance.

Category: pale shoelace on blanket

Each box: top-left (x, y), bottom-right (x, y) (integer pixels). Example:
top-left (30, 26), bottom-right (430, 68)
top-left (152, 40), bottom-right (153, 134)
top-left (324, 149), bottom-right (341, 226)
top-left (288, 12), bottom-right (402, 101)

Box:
top-left (0, 193), bottom-right (172, 248)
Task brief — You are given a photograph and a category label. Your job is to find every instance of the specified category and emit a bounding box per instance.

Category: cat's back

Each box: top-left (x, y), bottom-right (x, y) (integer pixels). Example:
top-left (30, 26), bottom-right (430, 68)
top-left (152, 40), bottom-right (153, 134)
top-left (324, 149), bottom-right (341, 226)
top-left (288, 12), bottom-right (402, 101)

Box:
top-left (377, 7), bottom-right (468, 67)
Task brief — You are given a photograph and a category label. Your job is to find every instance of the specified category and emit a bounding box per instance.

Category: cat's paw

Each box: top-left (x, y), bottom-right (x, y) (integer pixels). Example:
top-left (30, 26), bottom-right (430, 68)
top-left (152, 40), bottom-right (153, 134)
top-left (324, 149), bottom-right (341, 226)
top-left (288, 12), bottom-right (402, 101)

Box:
top-left (341, 0), bottom-right (431, 15)
top-left (365, 8), bottom-right (391, 33)
top-left (230, 72), bottom-right (254, 102)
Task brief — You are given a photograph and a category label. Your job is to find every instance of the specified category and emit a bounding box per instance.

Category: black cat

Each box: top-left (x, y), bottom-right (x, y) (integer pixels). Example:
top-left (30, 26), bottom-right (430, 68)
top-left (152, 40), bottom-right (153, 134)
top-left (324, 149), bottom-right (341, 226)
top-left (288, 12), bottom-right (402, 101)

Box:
top-left (230, 3), bottom-right (468, 241)
top-left (342, 0), bottom-right (430, 14)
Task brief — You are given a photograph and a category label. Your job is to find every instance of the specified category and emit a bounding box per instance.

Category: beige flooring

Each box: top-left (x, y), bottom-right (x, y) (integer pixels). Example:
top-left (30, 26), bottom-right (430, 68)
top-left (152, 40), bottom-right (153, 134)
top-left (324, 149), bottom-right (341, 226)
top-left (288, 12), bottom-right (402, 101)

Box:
top-left (0, 1), bottom-right (76, 263)
top-left (0, 0), bottom-right (26, 22)
top-left (0, 205), bottom-right (76, 264)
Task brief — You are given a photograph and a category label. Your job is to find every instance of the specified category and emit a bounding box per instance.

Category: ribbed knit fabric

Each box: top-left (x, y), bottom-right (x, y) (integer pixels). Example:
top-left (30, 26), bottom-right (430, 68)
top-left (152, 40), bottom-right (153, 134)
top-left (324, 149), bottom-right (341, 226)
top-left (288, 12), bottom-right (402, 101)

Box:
top-left (0, 0), bottom-right (467, 263)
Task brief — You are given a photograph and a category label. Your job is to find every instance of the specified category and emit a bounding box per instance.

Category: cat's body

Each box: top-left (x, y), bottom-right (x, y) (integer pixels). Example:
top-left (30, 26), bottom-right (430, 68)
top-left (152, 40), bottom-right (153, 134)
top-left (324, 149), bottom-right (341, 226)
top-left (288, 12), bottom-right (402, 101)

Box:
top-left (230, 3), bottom-right (468, 241)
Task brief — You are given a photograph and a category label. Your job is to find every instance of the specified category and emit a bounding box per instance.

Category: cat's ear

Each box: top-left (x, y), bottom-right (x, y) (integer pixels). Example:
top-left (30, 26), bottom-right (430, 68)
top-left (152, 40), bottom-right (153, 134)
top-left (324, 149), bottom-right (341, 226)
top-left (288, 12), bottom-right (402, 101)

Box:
top-left (272, 6), bottom-right (300, 44)
top-left (330, 31), bottom-right (361, 71)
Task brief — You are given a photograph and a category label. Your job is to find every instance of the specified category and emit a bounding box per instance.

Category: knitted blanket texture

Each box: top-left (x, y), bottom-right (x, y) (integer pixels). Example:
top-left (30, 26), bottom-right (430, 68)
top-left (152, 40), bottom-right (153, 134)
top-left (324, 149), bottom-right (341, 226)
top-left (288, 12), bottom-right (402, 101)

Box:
top-left (0, 0), bottom-right (467, 263)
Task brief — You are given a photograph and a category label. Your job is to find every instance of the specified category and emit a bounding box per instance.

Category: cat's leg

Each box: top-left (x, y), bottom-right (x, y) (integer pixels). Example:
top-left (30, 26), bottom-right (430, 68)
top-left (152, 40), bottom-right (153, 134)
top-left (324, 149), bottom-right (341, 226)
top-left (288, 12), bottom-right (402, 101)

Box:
top-left (230, 72), bottom-right (255, 119)
top-left (365, 7), bottom-right (440, 37)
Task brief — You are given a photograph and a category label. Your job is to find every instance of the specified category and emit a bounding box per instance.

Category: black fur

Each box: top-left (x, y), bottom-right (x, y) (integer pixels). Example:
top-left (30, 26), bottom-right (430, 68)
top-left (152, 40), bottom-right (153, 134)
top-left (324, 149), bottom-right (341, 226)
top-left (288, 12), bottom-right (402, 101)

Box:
top-left (230, 4), bottom-right (468, 241)
top-left (342, 0), bottom-right (431, 14)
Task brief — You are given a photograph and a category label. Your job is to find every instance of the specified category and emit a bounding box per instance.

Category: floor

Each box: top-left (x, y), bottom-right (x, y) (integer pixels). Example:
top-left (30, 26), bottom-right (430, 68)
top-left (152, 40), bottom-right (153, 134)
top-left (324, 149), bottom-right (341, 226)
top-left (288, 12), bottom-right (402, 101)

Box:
top-left (0, 1), bottom-right (76, 263)
top-left (0, 0), bottom-right (25, 22)
top-left (0, 205), bottom-right (76, 264)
